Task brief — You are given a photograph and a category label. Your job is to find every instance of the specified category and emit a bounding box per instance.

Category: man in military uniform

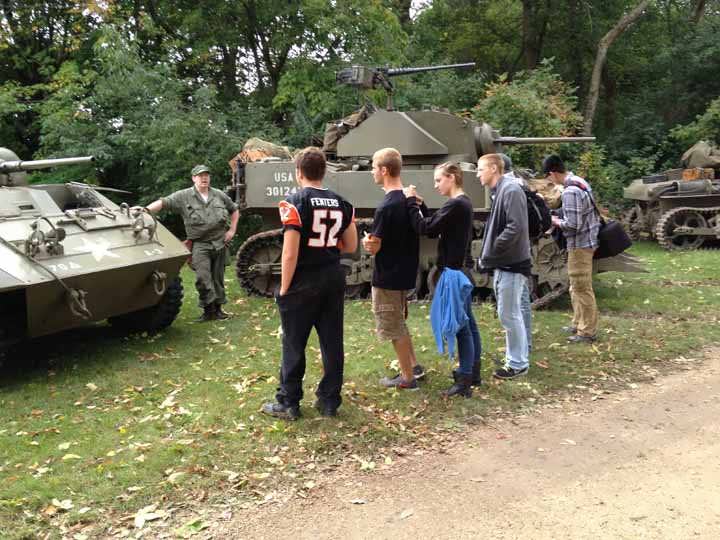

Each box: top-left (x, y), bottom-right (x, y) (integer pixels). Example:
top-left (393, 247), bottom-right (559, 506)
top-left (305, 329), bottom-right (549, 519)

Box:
top-left (145, 164), bottom-right (239, 321)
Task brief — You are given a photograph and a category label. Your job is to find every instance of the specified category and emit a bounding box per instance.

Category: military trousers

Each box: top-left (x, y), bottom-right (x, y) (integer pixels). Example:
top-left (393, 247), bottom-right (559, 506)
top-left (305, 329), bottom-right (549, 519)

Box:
top-left (192, 242), bottom-right (227, 308)
top-left (275, 264), bottom-right (346, 410)
top-left (567, 247), bottom-right (598, 337)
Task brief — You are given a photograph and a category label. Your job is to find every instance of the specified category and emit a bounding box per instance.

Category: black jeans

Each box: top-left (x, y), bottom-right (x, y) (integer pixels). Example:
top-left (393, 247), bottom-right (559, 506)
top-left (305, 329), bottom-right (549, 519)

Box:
top-left (275, 264), bottom-right (346, 410)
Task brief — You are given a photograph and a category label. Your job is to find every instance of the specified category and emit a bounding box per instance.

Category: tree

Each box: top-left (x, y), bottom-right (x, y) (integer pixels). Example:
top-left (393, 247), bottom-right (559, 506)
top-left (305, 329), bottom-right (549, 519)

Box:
top-left (582, 0), bottom-right (650, 135)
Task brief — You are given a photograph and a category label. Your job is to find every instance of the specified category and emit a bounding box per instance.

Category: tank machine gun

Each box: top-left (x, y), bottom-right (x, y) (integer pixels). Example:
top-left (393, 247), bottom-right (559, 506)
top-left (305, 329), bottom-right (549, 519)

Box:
top-left (336, 63), bottom-right (476, 110)
top-left (231, 64), bottom-right (644, 306)
top-left (0, 147), bottom-right (189, 351)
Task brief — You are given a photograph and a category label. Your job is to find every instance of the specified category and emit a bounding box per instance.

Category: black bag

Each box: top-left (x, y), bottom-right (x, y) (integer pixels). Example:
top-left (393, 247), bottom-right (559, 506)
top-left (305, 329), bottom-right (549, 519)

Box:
top-left (523, 185), bottom-right (553, 240)
top-left (594, 218), bottom-right (632, 259)
top-left (563, 180), bottom-right (632, 259)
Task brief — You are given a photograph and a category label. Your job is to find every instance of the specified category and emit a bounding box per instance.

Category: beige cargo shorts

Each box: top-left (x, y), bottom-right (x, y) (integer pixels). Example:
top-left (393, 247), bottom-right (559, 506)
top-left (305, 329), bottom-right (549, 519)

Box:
top-left (371, 287), bottom-right (410, 341)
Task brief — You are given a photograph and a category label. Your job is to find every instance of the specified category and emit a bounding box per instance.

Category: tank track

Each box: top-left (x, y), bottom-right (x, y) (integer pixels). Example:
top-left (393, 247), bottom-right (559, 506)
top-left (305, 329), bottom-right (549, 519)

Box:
top-left (620, 207), bottom-right (642, 241)
top-left (654, 206), bottom-right (720, 251)
top-left (531, 282), bottom-right (570, 310)
top-left (235, 229), bottom-right (283, 297)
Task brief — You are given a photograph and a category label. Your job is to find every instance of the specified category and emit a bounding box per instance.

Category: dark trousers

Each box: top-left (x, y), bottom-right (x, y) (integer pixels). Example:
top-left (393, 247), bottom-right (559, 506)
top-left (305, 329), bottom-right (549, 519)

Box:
top-left (275, 264), bottom-right (346, 409)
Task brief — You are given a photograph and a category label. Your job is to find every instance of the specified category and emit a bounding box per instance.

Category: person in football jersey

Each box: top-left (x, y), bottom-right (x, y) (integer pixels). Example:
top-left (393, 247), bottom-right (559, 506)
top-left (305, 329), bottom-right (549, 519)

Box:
top-left (261, 147), bottom-right (358, 421)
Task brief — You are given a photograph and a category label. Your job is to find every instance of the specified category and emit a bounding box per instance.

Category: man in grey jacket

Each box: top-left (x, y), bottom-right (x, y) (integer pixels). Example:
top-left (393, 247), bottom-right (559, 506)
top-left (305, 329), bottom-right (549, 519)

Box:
top-left (477, 153), bottom-right (531, 379)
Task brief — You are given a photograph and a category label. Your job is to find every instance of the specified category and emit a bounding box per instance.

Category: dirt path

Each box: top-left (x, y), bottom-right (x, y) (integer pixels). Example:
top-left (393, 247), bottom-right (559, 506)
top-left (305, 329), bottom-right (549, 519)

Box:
top-left (218, 351), bottom-right (720, 539)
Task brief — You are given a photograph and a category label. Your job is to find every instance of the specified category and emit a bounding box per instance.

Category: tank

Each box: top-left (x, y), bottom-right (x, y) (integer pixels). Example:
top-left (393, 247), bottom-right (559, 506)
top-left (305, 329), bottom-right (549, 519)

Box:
top-left (622, 164), bottom-right (720, 250)
top-left (0, 147), bottom-right (189, 351)
top-left (228, 64), bottom-right (644, 307)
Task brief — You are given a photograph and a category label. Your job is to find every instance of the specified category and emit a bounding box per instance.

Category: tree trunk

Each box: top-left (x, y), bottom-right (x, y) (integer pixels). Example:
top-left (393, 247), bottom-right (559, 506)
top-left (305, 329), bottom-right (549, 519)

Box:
top-left (690, 0), bottom-right (706, 24)
top-left (582, 0), bottom-right (650, 136)
top-left (521, 0), bottom-right (551, 69)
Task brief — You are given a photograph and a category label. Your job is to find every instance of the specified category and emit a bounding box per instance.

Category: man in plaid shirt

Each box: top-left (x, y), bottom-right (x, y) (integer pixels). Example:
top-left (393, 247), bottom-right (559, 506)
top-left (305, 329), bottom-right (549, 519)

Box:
top-left (544, 155), bottom-right (600, 343)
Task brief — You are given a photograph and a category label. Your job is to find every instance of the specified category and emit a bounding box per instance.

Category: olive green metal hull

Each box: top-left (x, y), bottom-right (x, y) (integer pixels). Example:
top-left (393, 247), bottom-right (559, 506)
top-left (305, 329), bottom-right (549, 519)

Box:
top-left (0, 183), bottom-right (188, 346)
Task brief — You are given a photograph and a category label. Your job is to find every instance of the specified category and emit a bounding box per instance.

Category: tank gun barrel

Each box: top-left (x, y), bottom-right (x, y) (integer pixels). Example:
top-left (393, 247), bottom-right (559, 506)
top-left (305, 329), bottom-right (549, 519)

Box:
top-left (385, 63), bottom-right (476, 77)
top-left (495, 136), bottom-right (596, 144)
top-left (0, 156), bottom-right (95, 173)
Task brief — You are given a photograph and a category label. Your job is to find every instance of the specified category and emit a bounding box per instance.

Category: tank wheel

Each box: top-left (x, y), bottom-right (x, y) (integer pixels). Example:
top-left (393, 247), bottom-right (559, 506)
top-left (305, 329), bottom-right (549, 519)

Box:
top-left (108, 276), bottom-right (184, 333)
top-left (236, 229), bottom-right (283, 297)
top-left (655, 208), bottom-right (707, 250)
top-left (620, 207), bottom-right (642, 241)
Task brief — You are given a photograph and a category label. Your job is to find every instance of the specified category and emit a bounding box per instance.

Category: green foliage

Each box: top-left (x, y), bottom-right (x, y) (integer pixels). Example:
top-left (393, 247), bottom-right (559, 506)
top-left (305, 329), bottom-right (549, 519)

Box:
top-left (670, 97), bottom-right (720, 148)
top-left (35, 29), bottom-right (281, 205)
top-left (575, 146), bottom-right (624, 208)
top-left (472, 61), bottom-right (583, 168)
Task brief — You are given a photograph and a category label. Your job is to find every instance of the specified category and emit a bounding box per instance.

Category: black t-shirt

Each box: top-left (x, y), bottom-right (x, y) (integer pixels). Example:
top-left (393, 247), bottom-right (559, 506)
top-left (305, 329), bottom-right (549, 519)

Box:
top-left (407, 194), bottom-right (473, 270)
top-left (371, 190), bottom-right (419, 290)
top-left (279, 186), bottom-right (354, 269)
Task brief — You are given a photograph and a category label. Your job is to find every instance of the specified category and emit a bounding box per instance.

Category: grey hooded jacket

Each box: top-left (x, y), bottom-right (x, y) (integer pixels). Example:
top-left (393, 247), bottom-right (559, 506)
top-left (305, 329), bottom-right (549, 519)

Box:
top-left (479, 176), bottom-right (531, 270)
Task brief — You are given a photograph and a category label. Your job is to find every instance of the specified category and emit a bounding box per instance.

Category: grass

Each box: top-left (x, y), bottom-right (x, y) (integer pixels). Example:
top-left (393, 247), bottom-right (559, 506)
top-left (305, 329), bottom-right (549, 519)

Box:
top-left (1, 241), bottom-right (719, 538)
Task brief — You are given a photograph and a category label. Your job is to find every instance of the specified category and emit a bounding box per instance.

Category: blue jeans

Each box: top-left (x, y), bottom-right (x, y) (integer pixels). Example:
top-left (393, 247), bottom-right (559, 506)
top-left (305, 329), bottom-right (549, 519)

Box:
top-left (456, 293), bottom-right (481, 376)
top-left (494, 270), bottom-right (529, 371)
top-left (521, 276), bottom-right (532, 353)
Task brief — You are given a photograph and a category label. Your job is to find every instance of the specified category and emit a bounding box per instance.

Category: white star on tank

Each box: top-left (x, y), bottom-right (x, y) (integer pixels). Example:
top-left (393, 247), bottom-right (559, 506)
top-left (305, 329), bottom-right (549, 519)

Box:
top-left (73, 237), bottom-right (121, 262)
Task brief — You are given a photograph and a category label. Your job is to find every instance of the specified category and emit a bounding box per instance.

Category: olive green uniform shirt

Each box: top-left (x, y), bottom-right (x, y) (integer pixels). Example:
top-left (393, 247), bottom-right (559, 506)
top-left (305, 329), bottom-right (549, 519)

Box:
top-left (162, 187), bottom-right (238, 250)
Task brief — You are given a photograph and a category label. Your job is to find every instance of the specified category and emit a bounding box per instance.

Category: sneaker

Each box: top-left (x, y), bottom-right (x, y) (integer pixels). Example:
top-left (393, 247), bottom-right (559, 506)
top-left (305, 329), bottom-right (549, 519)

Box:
top-left (313, 400), bottom-right (337, 417)
top-left (561, 326), bottom-right (578, 334)
top-left (412, 364), bottom-right (426, 380)
top-left (260, 402), bottom-right (300, 421)
top-left (493, 366), bottom-right (528, 380)
top-left (379, 374), bottom-right (418, 390)
top-left (567, 334), bottom-right (596, 344)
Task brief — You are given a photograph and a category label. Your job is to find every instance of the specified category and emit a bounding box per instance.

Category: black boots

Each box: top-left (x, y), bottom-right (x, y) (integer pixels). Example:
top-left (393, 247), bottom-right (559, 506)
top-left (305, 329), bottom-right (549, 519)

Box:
top-left (443, 373), bottom-right (473, 398)
top-left (197, 305), bottom-right (216, 322)
top-left (452, 362), bottom-right (481, 387)
top-left (214, 303), bottom-right (230, 320)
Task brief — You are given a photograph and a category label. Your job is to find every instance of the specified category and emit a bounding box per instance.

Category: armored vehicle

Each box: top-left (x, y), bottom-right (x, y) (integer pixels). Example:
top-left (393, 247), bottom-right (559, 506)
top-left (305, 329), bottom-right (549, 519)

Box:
top-left (622, 142), bottom-right (720, 250)
top-left (0, 148), bottom-right (189, 350)
top-left (229, 64), bottom-right (643, 307)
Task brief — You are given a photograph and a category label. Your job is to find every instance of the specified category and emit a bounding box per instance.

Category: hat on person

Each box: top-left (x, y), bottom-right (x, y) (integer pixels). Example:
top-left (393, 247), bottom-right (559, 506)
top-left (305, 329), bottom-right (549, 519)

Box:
top-left (191, 164), bottom-right (210, 176)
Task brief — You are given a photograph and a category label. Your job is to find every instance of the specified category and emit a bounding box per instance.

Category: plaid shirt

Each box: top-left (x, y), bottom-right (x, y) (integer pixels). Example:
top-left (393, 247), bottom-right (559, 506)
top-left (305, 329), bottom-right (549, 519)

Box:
top-left (559, 173), bottom-right (600, 250)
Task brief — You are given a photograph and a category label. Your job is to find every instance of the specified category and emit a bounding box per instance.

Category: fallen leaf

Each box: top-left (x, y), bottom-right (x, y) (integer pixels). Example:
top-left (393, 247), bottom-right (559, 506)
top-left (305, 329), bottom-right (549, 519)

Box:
top-left (51, 498), bottom-right (73, 511)
top-left (61, 453), bottom-right (82, 461)
top-left (175, 517), bottom-right (209, 538)
top-left (85, 383), bottom-right (98, 391)
top-left (399, 509), bottom-right (414, 520)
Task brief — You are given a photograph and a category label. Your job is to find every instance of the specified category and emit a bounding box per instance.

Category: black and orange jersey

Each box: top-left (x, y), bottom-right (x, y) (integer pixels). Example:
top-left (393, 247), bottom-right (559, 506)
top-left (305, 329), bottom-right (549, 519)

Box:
top-left (278, 186), bottom-right (355, 268)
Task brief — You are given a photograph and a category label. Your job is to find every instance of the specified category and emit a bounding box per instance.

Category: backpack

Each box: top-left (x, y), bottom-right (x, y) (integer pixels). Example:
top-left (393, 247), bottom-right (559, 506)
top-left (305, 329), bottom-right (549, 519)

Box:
top-left (522, 185), bottom-right (552, 240)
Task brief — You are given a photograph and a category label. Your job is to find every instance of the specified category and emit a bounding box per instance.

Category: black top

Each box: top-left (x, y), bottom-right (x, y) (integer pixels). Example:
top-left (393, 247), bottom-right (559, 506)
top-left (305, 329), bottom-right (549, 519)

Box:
top-left (371, 189), bottom-right (419, 290)
top-left (407, 195), bottom-right (473, 271)
top-left (279, 186), bottom-right (354, 269)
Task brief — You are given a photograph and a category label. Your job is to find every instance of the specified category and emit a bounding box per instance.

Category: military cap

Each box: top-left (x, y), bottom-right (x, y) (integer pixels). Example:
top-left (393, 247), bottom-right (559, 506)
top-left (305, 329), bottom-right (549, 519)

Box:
top-left (191, 164), bottom-right (210, 176)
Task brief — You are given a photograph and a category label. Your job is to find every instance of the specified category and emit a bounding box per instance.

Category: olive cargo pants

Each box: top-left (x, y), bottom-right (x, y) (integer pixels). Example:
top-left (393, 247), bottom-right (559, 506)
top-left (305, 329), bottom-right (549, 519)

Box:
top-left (192, 242), bottom-right (227, 308)
top-left (567, 247), bottom-right (598, 337)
